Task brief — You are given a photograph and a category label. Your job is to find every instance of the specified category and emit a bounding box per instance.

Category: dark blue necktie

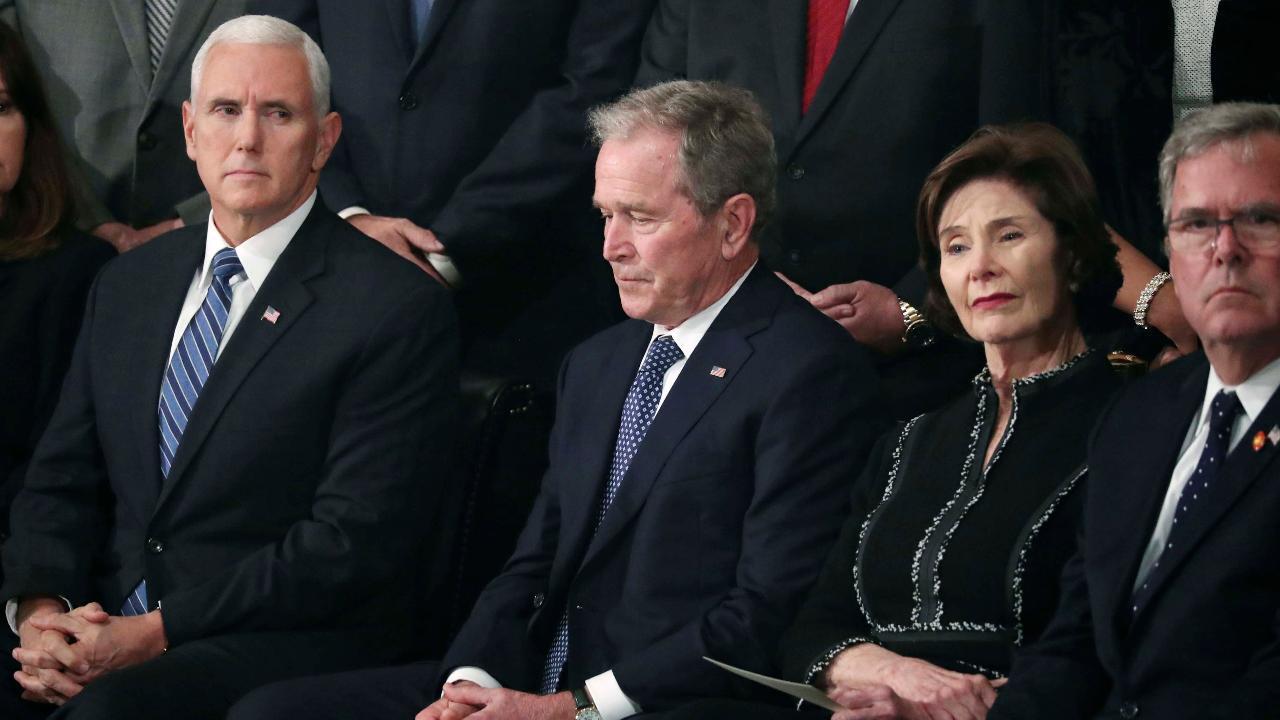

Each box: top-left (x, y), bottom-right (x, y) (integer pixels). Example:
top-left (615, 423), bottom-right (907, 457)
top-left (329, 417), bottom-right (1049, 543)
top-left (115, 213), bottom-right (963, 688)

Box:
top-left (1132, 389), bottom-right (1242, 615)
top-left (124, 248), bottom-right (243, 616)
top-left (539, 335), bottom-right (684, 693)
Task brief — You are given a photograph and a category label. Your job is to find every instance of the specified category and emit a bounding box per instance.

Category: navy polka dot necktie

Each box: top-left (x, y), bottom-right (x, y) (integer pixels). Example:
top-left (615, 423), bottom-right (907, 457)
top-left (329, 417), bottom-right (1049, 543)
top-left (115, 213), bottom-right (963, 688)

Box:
top-left (539, 334), bottom-right (684, 694)
top-left (1132, 389), bottom-right (1242, 615)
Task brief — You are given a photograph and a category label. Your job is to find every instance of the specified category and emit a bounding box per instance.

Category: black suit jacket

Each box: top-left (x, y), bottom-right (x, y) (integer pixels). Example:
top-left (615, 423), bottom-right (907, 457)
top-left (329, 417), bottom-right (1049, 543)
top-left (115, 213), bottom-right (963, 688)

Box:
top-left (253, 0), bottom-right (656, 383)
top-left (636, 0), bottom-right (1045, 417)
top-left (1050, 0), bottom-right (1280, 256)
top-left (0, 230), bottom-right (114, 541)
top-left (637, 0), bottom-right (1047, 296)
top-left (1, 204), bottom-right (458, 653)
top-left (992, 353), bottom-right (1280, 719)
top-left (440, 266), bottom-right (884, 710)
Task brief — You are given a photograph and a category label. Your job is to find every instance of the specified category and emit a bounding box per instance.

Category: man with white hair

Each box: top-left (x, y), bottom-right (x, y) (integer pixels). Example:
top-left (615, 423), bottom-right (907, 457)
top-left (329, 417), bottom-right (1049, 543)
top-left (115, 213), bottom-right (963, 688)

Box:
top-left (0, 15), bottom-right (457, 720)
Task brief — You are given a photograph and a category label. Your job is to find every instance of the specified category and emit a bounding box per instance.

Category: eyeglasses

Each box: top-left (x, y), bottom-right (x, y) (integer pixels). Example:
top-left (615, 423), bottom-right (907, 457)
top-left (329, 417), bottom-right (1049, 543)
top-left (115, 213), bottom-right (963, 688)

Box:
top-left (1166, 208), bottom-right (1280, 253)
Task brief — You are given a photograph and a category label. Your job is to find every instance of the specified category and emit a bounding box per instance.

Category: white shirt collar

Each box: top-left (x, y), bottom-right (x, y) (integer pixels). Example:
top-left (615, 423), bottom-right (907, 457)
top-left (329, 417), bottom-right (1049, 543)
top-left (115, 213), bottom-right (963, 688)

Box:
top-left (650, 262), bottom-right (756, 357)
top-left (1198, 354), bottom-right (1280, 430)
top-left (198, 191), bottom-right (316, 291)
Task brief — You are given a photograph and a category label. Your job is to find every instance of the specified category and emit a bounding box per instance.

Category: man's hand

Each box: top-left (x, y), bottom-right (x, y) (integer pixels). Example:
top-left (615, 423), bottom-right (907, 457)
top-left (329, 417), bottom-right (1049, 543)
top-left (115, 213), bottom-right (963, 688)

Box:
top-left (11, 597), bottom-right (104, 705)
top-left (777, 273), bottom-right (906, 354)
top-left (825, 644), bottom-right (1001, 720)
top-left (416, 679), bottom-right (484, 720)
top-left (347, 213), bottom-right (449, 285)
top-left (92, 219), bottom-right (183, 253)
top-left (24, 603), bottom-right (167, 683)
top-left (425, 684), bottom-right (575, 720)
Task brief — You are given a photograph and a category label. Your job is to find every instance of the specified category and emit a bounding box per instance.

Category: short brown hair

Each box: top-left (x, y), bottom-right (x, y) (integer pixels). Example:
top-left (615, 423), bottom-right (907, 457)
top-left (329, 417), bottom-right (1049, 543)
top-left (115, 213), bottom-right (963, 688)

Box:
top-left (0, 20), bottom-right (73, 260)
top-left (915, 123), bottom-right (1122, 339)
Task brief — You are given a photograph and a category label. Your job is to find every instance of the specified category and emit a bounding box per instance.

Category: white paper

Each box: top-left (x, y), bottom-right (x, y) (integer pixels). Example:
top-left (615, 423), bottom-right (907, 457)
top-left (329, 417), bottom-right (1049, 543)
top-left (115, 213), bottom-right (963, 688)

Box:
top-left (702, 656), bottom-right (844, 712)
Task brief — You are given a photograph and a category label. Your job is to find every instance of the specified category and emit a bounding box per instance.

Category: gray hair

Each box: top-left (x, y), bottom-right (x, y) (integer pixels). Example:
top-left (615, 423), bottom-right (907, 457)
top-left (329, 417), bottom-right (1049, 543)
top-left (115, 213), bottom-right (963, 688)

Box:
top-left (588, 80), bottom-right (777, 239)
top-left (1159, 102), bottom-right (1280, 219)
top-left (190, 15), bottom-right (330, 116)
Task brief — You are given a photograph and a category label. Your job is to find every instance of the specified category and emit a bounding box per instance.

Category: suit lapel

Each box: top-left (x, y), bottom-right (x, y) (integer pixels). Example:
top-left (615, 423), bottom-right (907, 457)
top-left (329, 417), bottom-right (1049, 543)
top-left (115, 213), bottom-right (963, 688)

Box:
top-left (411, 0), bottom-right (462, 71)
top-left (154, 210), bottom-right (327, 512)
top-left (551, 322), bottom-right (650, 593)
top-left (125, 231), bottom-right (205, 520)
top-left (107, 0), bottom-right (152, 92)
top-left (793, 0), bottom-right (905, 149)
top-left (768, 0), bottom-right (806, 149)
top-left (382, 0), bottom-right (416, 65)
top-left (1131, 367), bottom-right (1280, 626)
top-left (1097, 362), bottom-right (1205, 642)
top-left (578, 268), bottom-right (775, 572)
top-left (146, 0), bottom-right (216, 111)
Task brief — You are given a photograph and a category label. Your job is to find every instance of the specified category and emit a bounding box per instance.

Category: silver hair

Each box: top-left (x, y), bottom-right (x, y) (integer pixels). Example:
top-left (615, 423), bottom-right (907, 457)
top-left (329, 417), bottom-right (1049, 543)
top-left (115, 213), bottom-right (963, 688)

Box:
top-left (1159, 102), bottom-right (1280, 219)
top-left (190, 15), bottom-right (330, 116)
top-left (588, 80), bottom-right (777, 239)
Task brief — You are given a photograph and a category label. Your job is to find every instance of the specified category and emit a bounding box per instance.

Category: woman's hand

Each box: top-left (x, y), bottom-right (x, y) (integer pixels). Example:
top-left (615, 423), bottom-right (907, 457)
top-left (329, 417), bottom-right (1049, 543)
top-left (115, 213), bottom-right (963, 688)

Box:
top-left (825, 645), bottom-right (1000, 719)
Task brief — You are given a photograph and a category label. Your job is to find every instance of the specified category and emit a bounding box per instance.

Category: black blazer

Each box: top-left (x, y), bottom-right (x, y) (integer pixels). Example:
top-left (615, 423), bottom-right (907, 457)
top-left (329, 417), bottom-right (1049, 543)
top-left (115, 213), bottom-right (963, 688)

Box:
top-left (440, 267), bottom-right (884, 711)
top-left (253, 0), bottom-right (657, 382)
top-left (1050, 0), bottom-right (1280, 255)
top-left (992, 353), bottom-right (1280, 719)
top-left (637, 0), bottom-right (1047, 296)
top-left (636, 0), bottom-right (1046, 418)
top-left (0, 230), bottom-right (114, 540)
top-left (1, 204), bottom-right (458, 653)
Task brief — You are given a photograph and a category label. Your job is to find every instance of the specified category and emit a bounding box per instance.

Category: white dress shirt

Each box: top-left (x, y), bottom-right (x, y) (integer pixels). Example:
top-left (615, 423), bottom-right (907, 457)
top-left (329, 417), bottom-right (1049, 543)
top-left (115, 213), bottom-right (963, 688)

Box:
top-left (5, 192), bottom-right (315, 635)
top-left (1133, 355), bottom-right (1280, 589)
top-left (168, 191), bottom-right (313, 360)
top-left (446, 264), bottom-right (755, 720)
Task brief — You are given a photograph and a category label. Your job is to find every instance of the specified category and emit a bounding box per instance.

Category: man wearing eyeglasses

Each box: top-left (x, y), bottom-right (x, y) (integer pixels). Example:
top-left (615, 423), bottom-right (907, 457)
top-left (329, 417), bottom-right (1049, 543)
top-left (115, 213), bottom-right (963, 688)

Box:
top-left (990, 102), bottom-right (1280, 719)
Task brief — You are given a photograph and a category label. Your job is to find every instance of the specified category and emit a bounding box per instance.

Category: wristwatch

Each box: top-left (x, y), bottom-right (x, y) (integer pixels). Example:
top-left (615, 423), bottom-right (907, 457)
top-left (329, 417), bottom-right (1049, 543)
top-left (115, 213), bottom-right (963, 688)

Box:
top-left (571, 687), bottom-right (602, 720)
top-left (898, 298), bottom-right (936, 348)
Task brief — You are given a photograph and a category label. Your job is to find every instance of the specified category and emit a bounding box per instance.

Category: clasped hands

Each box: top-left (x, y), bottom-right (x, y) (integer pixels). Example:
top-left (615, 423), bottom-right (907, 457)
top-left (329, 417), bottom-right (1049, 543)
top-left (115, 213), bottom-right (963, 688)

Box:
top-left (11, 598), bottom-right (167, 706)
top-left (415, 680), bottom-right (577, 720)
top-left (823, 645), bottom-right (1004, 720)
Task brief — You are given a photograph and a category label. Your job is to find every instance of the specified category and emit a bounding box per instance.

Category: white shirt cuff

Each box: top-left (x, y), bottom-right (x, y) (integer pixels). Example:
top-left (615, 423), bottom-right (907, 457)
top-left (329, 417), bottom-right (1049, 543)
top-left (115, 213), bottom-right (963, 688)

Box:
top-left (426, 252), bottom-right (462, 287)
top-left (586, 670), bottom-right (643, 720)
top-left (442, 666), bottom-right (502, 695)
top-left (337, 206), bottom-right (370, 220)
top-left (6, 596), bottom-right (72, 635)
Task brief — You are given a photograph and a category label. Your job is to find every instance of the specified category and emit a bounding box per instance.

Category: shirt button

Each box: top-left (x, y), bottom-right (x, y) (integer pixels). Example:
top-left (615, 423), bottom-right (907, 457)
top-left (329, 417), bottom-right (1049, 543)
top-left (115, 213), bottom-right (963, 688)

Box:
top-left (146, 538), bottom-right (165, 554)
top-left (399, 93), bottom-right (419, 111)
top-left (787, 163), bottom-right (805, 180)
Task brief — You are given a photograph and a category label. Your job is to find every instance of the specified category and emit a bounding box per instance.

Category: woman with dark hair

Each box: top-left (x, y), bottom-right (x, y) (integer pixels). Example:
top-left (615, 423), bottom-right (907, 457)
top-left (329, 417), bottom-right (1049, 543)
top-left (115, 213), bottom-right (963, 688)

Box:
top-left (662, 123), bottom-right (1127, 720)
top-left (0, 20), bottom-right (114, 547)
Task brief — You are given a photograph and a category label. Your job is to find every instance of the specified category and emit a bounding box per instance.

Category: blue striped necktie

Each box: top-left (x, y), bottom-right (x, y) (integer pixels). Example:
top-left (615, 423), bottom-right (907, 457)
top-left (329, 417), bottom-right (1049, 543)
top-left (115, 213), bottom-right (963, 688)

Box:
top-left (124, 247), bottom-right (243, 616)
top-left (538, 335), bottom-right (684, 693)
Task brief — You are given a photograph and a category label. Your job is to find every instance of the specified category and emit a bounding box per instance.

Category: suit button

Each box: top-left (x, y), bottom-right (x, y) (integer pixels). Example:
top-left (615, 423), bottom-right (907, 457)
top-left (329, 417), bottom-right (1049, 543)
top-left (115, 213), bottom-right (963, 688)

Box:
top-left (788, 250), bottom-right (802, 264)
top-left (787, 163), bottom-right (805, 180)
top-left (1118, 701), bottom-right (1139, 719)
top-left (399, 93), bottom-right (419, 111)
top-left (138, 130), bottom-right (158, 151)
top-left (146, 538), bottom-right (165, 554)
top-left (532, 593), bottom-right (545, 609)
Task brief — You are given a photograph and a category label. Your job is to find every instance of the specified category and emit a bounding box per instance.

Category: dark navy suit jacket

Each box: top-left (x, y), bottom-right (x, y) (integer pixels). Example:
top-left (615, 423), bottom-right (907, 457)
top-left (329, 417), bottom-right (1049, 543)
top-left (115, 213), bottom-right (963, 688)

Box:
top-left (992, 353), bottom-right (1280, 719)
top-left (440, 266), bottom-right (884, 711)
top-left (1, 204), bottom-right (458, 656)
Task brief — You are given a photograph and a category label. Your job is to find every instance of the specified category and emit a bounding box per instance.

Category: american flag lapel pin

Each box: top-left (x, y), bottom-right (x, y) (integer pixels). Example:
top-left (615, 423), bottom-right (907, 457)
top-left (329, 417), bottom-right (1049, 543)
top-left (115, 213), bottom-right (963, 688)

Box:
top-left (262, 306), bottom-right (281, 324)
top-left (709, 365), bottom-right (727, 378)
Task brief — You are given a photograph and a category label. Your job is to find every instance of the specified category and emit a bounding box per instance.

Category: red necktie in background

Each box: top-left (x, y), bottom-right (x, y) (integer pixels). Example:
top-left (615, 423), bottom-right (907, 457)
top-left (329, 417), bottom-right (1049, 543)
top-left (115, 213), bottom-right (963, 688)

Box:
top-left (803, 0), bottom-right (852, 113)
